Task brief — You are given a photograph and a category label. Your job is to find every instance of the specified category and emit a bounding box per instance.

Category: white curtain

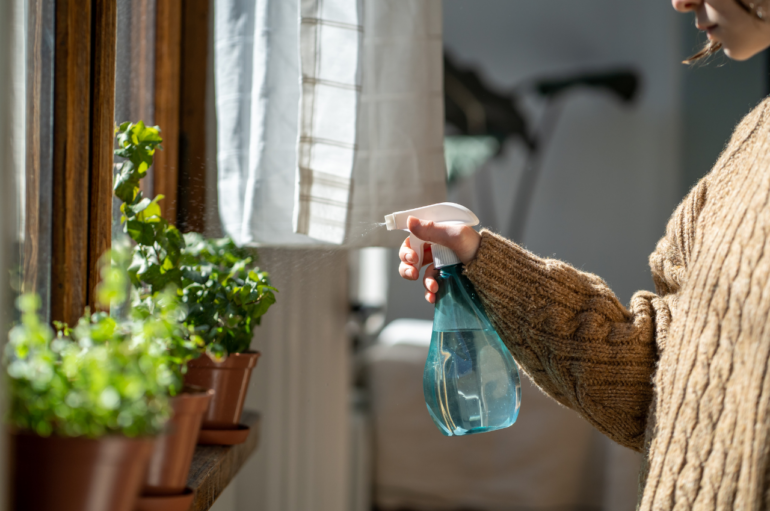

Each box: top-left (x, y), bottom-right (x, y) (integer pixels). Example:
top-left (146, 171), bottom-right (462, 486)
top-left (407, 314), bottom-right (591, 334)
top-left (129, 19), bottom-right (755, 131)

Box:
top-left (214, 0), bottom-right (446, 247)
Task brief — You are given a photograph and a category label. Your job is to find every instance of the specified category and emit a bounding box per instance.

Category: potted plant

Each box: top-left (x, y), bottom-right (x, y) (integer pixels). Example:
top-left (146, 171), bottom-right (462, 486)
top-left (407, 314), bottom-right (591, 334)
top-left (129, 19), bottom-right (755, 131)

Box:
top-left (176, 233), bottom-right (274, 444)
top-left (113, 123), bottom-right (215, 509)
top-left (114, 120), bottom-right (276, 446)
top-left (125, 258), bottom-right (212, 511)
top-left (5, 255), bottom-right (173, 511)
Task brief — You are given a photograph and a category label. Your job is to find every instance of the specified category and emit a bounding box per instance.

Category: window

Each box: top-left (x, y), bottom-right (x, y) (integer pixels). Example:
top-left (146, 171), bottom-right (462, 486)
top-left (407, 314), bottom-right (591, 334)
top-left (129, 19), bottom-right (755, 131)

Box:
top-left (114, 0), bottom-right (158, 237)
top-left (13, 0), bottom-right (55, 321)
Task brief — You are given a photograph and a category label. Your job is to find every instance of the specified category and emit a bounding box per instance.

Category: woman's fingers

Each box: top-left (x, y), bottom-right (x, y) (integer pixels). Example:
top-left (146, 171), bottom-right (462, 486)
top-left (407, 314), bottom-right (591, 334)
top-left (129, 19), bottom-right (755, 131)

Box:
top-left (398, 261), bottom-right (419, 280)
top-left (398, 237), bottom-right (420, 280)
top-left (398, 236), bottom-right (434, 281)
top-left (399, 237), bottom-right (434, 266)
top-left (423, 265), bottom-right (439, 293)
top-left (398, 237), bottom-right (439, 300)
top-left (423, 264), bottom-right (438, 303)
top-left (398, 237), bottom-right (418, 265)
top-left (406, 216), bottom-right (481, 264)
top-left (398, 215), bottom-right (483, 300)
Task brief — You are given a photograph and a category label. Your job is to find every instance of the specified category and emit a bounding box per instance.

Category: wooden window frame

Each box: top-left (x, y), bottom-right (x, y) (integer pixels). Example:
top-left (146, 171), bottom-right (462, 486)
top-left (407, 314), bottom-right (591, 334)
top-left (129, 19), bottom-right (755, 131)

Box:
top-left (51, 0), bottom-right (210, 326)
top-left (150, 0), bottom-right (209, 234)
top-left (51, 0), bottom-right (116, 326)
top-left (23, 0), bottom-right (55, 320)
top-left (176, 0), bottom-right (209, 234)
top-left (153, 0), bottom-right (182, 224)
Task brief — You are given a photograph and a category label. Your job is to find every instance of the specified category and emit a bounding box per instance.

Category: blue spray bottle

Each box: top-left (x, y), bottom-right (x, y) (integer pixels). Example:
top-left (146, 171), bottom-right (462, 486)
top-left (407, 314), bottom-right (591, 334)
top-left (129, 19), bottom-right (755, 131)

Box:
top-left (385, 203), bottom-right (521, 436)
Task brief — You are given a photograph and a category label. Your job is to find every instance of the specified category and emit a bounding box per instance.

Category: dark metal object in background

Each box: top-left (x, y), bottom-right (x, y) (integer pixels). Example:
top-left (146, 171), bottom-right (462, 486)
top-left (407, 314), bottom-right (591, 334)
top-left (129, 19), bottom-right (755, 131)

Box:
top-left (444, 55), bottom-right (536, 150)
top-left (443, 52), bottom-right (641, 242)
top-left (535, 71), bottom-right (639, 102)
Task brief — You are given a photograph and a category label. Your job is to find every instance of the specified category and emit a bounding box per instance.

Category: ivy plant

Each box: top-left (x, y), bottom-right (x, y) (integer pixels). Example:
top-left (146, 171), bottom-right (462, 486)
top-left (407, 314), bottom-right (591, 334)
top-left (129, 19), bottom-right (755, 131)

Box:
top-left (179, 233), bottom-right (276, 354)
top-left (5, 252), bottom-right (174, 438)
top-left (114, 121), bottom-right (277, 357)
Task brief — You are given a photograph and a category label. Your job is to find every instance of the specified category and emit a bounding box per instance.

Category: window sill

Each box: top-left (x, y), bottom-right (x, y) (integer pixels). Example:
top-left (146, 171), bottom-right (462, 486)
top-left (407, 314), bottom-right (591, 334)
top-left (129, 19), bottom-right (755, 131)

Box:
top-left (188, 410), bottom-right (261, 511)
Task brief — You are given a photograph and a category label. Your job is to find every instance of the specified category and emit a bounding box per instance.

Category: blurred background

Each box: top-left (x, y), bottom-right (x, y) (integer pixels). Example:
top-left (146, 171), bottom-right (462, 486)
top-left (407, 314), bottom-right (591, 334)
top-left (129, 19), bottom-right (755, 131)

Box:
top-left (3, 1), bottom-right (768, 510)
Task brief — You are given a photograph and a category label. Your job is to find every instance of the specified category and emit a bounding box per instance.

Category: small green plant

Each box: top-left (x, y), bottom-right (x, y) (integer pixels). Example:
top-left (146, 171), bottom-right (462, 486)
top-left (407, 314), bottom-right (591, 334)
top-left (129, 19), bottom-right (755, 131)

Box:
top-left (5, 254), bottom-right (174, 438)
top-left (179, 233), bottom-right (276, 354)
top-left (113, 121), bottom-right (277, 357)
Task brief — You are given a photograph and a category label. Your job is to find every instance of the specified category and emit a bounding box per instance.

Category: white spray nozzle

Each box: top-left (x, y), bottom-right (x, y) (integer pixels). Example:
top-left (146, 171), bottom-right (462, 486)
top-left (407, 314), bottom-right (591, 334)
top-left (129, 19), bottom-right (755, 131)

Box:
top-left (385, 203), bottom-right (479, 269)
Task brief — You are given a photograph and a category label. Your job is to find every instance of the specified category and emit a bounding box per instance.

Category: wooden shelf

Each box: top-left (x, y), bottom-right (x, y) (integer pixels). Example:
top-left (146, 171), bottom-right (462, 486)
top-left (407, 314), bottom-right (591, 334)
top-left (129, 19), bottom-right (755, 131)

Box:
top-left (188, 411), bottom-right (261, 511)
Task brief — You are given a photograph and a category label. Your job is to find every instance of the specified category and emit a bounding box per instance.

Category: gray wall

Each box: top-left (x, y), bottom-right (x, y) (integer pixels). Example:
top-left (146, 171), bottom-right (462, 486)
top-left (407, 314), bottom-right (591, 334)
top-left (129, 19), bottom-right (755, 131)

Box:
top-left (679, 17), bottom-right (767, 191)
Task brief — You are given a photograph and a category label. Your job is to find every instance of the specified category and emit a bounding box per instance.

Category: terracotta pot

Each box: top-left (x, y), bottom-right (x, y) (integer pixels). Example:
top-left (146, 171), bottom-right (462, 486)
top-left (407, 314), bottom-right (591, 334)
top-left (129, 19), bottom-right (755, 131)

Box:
top-left (10, 431), bottom-right (153, 511)
top-left (141, 387), bottom-right (214, 496)
top-left (184, 351), bottom-right (260, 429)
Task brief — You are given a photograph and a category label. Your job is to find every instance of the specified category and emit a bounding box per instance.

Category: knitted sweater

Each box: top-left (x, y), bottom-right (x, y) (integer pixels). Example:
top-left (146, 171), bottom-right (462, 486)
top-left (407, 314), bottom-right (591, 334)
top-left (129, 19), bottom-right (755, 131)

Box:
top-left (464, 97), bottom-right (770, 510)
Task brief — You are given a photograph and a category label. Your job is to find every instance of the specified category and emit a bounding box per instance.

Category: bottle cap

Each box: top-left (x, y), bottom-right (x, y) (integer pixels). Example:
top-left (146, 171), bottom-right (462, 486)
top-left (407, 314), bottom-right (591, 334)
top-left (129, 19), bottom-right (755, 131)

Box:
top-left (432, 244), bottom-right (460, 268)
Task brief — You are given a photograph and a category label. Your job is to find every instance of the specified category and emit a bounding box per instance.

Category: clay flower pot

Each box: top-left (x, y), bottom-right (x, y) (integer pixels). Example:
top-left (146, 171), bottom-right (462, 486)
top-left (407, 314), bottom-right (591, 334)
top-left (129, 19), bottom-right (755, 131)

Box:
top-left (135, 387), bottom-right (214, 511)
top-left (184, 351), bottom-right (259, 442)
top-left (10, 431), bottom-right (153, 511)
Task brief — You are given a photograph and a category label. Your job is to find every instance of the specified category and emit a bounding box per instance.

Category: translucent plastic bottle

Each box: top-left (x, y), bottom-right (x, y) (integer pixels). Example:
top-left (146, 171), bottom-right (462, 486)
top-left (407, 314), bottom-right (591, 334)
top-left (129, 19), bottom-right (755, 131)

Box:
top-left (385, 203), bottom-right (521, 436)
top-left (424, 257), bottom-right (521, 436)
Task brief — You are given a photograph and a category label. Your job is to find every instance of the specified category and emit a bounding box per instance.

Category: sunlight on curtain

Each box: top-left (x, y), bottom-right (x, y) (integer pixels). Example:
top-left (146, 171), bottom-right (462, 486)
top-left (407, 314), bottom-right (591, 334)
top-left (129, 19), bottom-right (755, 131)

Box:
top-left (214, 0), bottom-right (315, 246)
top-left (214, 0), bottom-right (446, 247)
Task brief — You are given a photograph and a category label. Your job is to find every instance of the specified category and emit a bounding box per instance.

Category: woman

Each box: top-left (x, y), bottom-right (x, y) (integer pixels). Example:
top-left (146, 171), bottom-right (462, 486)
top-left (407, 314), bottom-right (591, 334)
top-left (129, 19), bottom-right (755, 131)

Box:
top-left (398, 1), bottom-right (770, 509)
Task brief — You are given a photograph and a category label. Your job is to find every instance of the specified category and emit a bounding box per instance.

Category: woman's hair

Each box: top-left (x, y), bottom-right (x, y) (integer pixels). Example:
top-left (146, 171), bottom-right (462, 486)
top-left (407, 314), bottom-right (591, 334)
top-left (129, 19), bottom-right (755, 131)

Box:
top-left (684, 0), bottom-right (765, 63)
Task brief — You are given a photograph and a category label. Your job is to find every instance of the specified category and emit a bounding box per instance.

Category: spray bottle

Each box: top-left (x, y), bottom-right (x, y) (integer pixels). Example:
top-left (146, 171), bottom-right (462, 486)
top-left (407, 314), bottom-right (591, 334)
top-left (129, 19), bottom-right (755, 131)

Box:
top-left (385, 203), bottom-right (521, 436)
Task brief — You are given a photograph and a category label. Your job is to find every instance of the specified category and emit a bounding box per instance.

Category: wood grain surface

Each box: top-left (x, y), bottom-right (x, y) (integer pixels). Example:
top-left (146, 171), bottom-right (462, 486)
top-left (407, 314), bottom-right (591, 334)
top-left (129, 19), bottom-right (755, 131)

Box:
top-left (23, 0), bottom-right (45, 300)
top-left (188, 411), bottom-right (261, 511)
top-left (51, 0), bottom-right (93, 326)
top-left (153, 0), bottom-right (183, 223)
top-left (51, 0), bottom-right (117, 322)
top-left (88, 0), bottom-right (117, 311)
top-left (177, 0), bottom-right (209, 233)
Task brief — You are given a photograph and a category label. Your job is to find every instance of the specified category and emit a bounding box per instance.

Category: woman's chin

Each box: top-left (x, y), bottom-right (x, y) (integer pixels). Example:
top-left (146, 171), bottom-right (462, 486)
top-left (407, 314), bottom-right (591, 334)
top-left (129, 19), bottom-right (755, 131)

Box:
top-left (722, 44), bottom-right (765, 61)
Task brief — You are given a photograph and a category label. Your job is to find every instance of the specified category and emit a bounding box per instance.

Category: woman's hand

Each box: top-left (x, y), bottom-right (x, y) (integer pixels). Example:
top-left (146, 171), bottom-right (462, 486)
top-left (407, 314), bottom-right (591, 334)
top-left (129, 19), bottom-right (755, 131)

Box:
top-left (398, 216), bottom-right (482, 304)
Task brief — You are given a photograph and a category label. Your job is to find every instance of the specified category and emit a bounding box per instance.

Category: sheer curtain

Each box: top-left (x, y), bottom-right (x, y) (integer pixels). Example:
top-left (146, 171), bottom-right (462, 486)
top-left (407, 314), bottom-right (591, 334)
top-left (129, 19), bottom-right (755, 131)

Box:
top-left (213, 0), bottom-right (446, 247)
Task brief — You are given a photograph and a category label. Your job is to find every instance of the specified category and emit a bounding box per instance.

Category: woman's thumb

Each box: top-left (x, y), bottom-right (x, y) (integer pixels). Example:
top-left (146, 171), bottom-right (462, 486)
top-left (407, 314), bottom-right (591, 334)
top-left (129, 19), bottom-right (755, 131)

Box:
top-left (407, 216), bottom-right (455, 249)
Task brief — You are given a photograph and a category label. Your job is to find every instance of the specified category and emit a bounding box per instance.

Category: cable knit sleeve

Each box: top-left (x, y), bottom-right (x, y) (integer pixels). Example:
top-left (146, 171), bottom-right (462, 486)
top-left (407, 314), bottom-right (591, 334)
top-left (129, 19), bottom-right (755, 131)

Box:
top-left (464, 232), bottom-right (662, 451)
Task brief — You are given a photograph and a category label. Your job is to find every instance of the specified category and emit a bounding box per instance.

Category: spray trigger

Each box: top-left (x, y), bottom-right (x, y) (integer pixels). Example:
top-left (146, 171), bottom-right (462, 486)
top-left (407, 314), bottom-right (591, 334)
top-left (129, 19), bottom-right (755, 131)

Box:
top-left (384, 203), bottom-right (479, 270)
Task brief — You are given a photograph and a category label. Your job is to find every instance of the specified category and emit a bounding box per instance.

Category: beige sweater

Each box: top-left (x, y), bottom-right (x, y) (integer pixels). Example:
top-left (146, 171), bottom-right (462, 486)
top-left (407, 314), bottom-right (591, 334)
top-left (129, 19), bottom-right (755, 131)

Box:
top-left (465, 97), bottom-right (770, 509)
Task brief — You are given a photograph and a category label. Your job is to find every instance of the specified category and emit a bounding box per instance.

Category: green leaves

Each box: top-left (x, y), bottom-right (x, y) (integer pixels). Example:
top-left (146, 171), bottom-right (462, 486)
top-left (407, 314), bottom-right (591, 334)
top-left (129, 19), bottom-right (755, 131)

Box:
top-left (5, 287), bottom-right (174, 438)
top-left (114, 123), bottom-right (166, 249)
top-left (114, 122), bottom-right (278, 358)
top-left (177, 233), bottom-right (277, 354)
top-left (114, 122), bottom-right (161, 207)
